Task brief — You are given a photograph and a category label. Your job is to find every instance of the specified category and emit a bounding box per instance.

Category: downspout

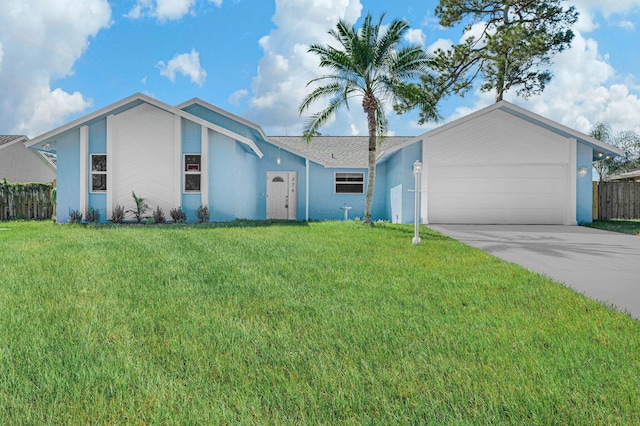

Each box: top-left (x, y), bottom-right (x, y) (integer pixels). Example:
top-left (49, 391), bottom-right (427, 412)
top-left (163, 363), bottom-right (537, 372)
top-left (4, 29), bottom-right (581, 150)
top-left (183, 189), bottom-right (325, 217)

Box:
top-left (305, 158), bottom-right (309, 221)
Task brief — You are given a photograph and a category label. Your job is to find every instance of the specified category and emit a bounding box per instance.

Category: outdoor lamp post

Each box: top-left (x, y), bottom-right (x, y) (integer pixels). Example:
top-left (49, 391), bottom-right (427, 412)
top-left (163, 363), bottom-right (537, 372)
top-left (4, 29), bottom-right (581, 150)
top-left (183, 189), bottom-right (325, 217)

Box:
top-left (412, 160), bottom-right (422, 245)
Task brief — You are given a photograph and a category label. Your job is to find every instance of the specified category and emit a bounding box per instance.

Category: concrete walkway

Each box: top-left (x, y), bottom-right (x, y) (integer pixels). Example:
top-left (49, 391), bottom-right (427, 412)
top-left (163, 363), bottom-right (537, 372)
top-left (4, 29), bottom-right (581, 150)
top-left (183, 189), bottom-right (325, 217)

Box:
top-left (428, 225), bottom-right (640, 320)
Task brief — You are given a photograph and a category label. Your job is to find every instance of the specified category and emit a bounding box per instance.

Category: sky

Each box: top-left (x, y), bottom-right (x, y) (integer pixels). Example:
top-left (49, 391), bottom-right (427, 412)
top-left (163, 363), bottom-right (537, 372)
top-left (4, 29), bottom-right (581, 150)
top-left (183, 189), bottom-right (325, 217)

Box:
top-left (1, 0), bottom-right (640, 141)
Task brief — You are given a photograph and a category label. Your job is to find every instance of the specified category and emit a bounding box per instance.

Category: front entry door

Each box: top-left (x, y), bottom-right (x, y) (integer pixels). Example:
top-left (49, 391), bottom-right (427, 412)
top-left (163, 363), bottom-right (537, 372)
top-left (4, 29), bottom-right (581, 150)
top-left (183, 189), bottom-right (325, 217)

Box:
top-left (267, 172), bottom-right (297, 220)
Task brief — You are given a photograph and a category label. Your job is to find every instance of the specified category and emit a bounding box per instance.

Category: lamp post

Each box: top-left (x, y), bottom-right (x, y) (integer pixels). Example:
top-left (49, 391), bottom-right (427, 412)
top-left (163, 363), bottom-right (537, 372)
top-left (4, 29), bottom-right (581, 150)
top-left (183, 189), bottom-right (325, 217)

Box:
top-left (412, 160), bottom-right (422, 245)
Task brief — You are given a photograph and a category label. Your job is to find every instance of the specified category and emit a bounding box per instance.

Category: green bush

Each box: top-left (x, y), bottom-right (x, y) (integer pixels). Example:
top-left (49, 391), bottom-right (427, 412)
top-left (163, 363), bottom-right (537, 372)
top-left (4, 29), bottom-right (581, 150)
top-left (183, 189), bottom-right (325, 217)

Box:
top-left (196, 204), bottom-right (210, 223)
top-left (151, 206), bottom-right (166, 224)
top-left (68, 210), bottom-right (82, 224)
top-left (111, 205), bottom-right (125, 223)
top-left (85, 208), bottom-right (100, 224)
top-left (170, 207), bottom-right (187, 223)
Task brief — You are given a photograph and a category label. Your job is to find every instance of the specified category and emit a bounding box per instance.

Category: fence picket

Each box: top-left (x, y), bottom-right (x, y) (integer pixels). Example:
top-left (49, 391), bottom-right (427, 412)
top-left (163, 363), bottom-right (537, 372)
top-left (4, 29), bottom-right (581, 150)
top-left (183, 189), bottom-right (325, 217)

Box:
top-left (0, 182), bottom-right (53, 221)
top-left (596, 182), bottom-right (640, 220)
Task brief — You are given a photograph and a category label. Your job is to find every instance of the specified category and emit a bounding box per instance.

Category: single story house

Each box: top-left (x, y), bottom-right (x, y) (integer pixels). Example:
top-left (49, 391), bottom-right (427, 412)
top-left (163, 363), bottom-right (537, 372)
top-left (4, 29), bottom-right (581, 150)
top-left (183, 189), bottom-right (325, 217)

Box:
top-left (1, 135), bottom-right (56, 183)
top-left (26, 93), bottom-right (622, 225)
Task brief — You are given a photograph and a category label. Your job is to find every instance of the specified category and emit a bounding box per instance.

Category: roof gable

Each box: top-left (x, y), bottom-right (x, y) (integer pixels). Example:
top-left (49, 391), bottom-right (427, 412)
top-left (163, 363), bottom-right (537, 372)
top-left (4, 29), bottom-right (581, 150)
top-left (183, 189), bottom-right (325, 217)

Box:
top-left (26, 93), bottom-right (263, 158)
top-left (421, 100), bottom-right (624, 160)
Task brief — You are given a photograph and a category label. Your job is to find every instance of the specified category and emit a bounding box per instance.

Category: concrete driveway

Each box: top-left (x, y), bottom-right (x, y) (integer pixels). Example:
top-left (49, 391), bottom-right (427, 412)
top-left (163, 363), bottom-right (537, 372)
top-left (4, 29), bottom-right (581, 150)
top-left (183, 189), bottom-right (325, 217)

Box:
top-left (428, 225), bottom-right (640, 320)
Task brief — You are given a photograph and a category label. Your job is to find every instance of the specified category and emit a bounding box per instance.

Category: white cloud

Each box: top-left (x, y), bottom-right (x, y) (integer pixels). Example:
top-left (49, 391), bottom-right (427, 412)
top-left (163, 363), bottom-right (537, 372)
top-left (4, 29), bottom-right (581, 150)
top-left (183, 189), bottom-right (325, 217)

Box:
top-left (571, 1), bottom-right (640, 32)
top-left (572, 0), bottom-right (640, 16)
top-left (426, 38), bottom-right (453, 54)
top-left (0, 0), bottom-right (111, 136)
top-left (505, 30), bottom-right (640, 135)
top-left (405, 29), bottom-right (426, 47)
top-left (157, 49), bottom-right (207, 86)
top-left (16, 87), bottom-right (92, 136)
top-left (244, 0), bottom-right (364, 135)
top-left (126, 0), bottom-right (220, 21)
top-left (617, 20), bottom-right (636, 30)
top-left (228, 89), bottom-right (248, 106)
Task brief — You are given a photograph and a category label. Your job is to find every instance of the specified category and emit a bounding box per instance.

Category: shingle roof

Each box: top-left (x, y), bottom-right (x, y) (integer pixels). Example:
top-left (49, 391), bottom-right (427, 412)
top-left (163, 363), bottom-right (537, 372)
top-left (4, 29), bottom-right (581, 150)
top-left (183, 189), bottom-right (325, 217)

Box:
top-left (0, 135), bottom-right (26, 147)
top-left (268, 135), bottom-right (413, 168)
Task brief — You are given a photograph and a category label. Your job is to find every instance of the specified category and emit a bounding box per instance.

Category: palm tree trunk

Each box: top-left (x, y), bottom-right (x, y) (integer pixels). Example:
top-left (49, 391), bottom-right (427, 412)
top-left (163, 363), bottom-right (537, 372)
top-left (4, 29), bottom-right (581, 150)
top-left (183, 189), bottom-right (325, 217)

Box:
top-left (363, 94), bottom-right (377, 225)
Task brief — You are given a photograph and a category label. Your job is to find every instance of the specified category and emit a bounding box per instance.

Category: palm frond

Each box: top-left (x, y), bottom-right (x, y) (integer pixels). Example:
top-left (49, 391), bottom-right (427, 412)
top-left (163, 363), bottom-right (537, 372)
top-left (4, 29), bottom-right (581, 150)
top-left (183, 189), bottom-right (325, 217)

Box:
top-left (302, 95), bottom-right (348, 142)
top-left (298, 81), bottom-right (344, 113)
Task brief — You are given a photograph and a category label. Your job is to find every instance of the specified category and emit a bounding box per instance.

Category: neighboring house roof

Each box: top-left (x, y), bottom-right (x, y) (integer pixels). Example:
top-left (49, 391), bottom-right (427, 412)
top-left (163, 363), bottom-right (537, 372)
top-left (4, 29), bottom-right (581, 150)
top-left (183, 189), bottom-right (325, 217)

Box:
top-left (0, 135), bottom-right (56, 183)
top-left (0, 135), bottom-right (27, 147)
top-left (268, 136), bottom-right (413, 168)
top-left (607, 169), bottom-right (640, 182)
top-left (26, 93), bottom-right (264, 158)
top-left (412, 100), bottom-right (625, 160)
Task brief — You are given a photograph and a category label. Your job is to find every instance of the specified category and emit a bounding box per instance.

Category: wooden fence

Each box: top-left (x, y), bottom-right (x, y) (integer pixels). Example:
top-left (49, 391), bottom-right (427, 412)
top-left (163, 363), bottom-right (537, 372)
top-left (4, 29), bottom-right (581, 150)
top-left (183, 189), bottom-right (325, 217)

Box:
top-left (593, 181), bottom-right (640, 220)
top-left (0, 181), bottom-right (53, 221)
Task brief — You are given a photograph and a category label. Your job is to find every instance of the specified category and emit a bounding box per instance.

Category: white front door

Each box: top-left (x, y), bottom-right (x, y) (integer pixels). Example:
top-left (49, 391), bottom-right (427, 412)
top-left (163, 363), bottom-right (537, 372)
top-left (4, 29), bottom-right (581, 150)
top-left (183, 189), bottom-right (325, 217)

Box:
top-left (267, 172), bottom-right (297, 220)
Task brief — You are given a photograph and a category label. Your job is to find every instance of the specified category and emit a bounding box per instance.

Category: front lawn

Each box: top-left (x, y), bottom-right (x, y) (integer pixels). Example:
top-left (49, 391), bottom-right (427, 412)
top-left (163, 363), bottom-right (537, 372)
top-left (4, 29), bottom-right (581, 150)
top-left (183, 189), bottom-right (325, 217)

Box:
top-left (1, 221), bottom-right (639, 424)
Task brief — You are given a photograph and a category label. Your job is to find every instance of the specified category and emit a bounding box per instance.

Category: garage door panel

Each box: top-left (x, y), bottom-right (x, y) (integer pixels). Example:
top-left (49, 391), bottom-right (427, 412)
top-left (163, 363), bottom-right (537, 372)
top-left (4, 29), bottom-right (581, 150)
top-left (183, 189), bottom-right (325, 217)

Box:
top-left (430, 164), bottom-right (566, 179)
top-left (430, 177), bottom-right (565, 195)
top-left (429, 207), bottom-right (563, 224)
top-left (427, 164), bottom-right (568, 224)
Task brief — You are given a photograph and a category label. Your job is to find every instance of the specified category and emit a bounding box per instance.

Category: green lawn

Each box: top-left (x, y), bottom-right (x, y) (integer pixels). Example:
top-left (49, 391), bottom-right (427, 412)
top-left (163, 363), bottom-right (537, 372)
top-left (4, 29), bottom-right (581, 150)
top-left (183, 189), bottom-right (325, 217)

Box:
top-left (585, 219), bottom-right (640, 235)
top-left (1, 220), bottom-right (639, 424)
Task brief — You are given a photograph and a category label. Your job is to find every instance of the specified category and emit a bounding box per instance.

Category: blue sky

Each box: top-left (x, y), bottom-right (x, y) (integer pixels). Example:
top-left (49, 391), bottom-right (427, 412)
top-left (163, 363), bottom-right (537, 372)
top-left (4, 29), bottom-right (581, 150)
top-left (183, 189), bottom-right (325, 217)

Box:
top-left (1, 0), bottom-right (639, 139)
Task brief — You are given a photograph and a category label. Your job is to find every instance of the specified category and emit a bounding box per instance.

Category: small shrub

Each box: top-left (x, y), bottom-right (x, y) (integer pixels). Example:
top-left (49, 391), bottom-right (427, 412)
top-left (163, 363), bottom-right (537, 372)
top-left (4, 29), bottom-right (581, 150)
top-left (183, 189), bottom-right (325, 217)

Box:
top-left (68, 210), bottom-right (83, 224)
top-left (127, 191), bottom-right (149, 223)
top-left (85, 208), bottom-right (100, 224)
top-left (170, 207), bottom-right (187, 223)
top-left (152, 206), bottom-right (166, 224)
top-left (196, 204), bottom-right (210, 223)
top-left (111, 205), bottom-right (125, 224)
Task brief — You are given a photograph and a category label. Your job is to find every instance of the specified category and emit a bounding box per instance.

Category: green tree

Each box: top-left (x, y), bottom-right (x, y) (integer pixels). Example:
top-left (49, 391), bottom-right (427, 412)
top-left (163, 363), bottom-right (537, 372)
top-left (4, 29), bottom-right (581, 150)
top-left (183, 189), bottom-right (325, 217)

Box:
top-left (590, 122), bottom-right (640, 182)
top-left (425, 0), bottom-right (578, 106)
top-left (299, 13), bottom-right (438, 224)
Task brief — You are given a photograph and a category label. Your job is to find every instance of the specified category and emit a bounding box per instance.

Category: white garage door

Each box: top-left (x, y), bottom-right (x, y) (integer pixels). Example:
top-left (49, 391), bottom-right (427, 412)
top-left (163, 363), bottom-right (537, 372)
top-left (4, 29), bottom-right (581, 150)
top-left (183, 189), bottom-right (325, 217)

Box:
top-left (427, 164), bottom-right (569, 224)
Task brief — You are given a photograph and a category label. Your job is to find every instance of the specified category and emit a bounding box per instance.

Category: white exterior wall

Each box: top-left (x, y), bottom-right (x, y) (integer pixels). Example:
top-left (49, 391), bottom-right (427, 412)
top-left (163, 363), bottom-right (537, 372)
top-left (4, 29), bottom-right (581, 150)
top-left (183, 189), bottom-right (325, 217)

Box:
top-left (425, 109), bottom-right (576, 225)
top-left (109, 103), bottom-right (179, 215)
top-left (0, 142), bottom-right (55, 183)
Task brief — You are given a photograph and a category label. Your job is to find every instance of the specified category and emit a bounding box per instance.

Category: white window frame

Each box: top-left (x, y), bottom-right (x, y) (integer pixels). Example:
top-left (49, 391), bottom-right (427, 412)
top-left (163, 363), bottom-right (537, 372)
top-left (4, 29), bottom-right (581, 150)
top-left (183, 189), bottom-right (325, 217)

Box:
top-left (334, 172), bottom-right (364, 194)
top-left (90, 154), bottom-right (107, 193)
top-left (184, 153), bottom-right (202, 193)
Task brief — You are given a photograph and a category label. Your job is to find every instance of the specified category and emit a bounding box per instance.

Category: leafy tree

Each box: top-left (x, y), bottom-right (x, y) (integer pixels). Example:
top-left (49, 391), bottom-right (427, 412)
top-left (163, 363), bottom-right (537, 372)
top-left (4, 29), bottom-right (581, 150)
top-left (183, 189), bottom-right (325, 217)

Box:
top-left (299, 13), bottom-right (438, 224)
top-left (590, 122), bottom-right (640, 181)
top-left (423, 0), bottom-right (578, 107)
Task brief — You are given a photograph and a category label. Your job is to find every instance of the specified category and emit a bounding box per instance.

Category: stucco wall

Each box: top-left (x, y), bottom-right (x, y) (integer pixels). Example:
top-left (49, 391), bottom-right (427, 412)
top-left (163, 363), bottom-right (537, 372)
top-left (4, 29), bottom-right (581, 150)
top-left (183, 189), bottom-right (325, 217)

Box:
top-left (55, 130), bottom-right (81, 223)
top-left (576, 142), bottom-right (594, 224)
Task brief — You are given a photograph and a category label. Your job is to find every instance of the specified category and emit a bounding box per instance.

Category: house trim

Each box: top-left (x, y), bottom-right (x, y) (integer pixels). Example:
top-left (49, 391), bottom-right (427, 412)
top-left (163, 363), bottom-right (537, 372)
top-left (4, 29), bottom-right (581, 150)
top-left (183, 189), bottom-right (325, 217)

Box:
top-left (79, 126), bottom-right (89, 215)
top-left (201, 125), bottom-right (209, 206)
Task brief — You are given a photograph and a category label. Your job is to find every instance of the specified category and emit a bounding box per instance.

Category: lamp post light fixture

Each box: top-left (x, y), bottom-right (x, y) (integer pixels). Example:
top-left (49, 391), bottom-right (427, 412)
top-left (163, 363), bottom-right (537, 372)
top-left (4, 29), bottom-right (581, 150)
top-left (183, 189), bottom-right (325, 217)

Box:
top-left (412, 160), bottom-right (423, 245)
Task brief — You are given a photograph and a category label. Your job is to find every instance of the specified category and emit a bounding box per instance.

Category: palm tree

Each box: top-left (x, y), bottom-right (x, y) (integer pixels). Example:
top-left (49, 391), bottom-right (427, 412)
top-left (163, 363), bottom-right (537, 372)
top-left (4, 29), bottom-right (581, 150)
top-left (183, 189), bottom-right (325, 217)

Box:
top-left (299, 13), bottom-right (437, 224)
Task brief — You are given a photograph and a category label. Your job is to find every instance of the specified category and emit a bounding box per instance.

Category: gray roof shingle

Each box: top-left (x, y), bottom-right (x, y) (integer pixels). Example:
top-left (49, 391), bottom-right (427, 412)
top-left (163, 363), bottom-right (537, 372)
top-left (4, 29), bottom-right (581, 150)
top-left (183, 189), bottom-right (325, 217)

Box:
top-left (268, 136), bottom-right (412, 168)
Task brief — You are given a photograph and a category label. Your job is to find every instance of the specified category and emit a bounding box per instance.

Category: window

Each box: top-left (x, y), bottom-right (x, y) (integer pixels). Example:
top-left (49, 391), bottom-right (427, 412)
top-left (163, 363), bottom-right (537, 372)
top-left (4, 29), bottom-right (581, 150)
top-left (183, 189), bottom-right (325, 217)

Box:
top-left (91, 154), bottom-right (107, 192)
top-left (184, 154), bottom-right (201, 192)
top-left (335, 172), bottom-right (364, 194)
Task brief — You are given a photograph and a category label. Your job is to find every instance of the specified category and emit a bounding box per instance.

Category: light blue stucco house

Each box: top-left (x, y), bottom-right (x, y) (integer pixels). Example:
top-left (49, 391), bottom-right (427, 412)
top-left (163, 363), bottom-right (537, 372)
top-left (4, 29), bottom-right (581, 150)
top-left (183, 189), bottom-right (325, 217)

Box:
top-left (26, 93), bottom-right (622, 225)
